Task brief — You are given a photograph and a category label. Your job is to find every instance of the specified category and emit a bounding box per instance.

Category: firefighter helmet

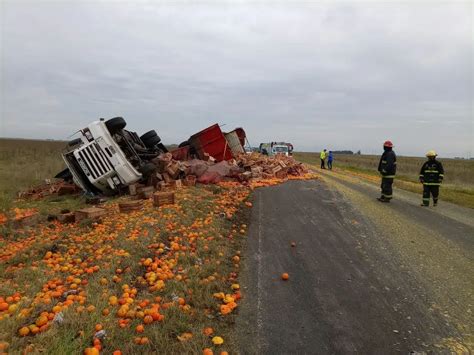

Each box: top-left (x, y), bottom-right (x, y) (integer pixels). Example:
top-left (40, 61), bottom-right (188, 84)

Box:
top-left (383, 140), bottom-right (393, 148)
top-left (426, 150), bottom-right (437, 157)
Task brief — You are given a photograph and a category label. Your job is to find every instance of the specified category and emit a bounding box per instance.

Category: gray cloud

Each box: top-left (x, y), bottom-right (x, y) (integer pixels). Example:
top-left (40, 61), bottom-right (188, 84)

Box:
top-left (1, 1), bottom-right (472, 157)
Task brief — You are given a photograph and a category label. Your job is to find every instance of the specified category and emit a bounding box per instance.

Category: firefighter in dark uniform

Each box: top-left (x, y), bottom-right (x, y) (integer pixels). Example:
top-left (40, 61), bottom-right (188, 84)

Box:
top-left (419, 150), bottom-right (444, 206)
top-left (377, 140), bottom-right (397, 202)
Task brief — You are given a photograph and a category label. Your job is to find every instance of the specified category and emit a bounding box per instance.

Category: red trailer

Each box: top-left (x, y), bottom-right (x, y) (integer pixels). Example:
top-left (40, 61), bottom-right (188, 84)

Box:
top-left (188, 124), bottom-right (233, 162)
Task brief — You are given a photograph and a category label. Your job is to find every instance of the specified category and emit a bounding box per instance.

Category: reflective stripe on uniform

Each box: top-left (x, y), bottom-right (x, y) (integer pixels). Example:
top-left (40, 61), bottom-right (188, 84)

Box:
top-left (422, 198), bottom-right (430, 201)
top-left (439, 174), bottom-right (444, 177)
top-left (425, 170), bottom-right (439, 173)
top-left (381, 175), bottom-right (395, 178)
top-left (423, 182), bottom-right (441, 185)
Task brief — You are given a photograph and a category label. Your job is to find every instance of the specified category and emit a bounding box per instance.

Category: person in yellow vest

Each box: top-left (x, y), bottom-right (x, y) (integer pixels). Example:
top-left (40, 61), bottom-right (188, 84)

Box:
top-left (320, 149), bottom-right (327, 169)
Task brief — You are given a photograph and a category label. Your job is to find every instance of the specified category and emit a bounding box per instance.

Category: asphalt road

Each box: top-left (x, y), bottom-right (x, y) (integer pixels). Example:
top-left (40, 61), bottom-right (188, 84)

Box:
top-left (237, 172), bottom-right (473, 354)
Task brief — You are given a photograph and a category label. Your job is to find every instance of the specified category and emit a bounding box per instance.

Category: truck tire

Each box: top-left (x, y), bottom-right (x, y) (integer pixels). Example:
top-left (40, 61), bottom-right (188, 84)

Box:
top-left (105, 117), bottom-right (126, 134)
top-left (140, 130), bottom-right (160, 142)
top-left (142, 135), bottom-right (161, 149)
top-left (68, 138), bottom-right (82, 147)
top-left (139, 163), bottom-right (157, 178)
top-left (178, 140), bottom-right (190, 148)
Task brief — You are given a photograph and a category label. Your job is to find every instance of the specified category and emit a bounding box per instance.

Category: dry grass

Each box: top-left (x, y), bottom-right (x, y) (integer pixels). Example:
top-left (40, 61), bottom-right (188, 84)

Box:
top-left (0, 185), bottom-right (251, 354)
top-left (0, 139), bottom-right (66, 211)
top-left (294, 152), bottom-right (474, 209)
top-left (0, 138), bottom-right (255, 353)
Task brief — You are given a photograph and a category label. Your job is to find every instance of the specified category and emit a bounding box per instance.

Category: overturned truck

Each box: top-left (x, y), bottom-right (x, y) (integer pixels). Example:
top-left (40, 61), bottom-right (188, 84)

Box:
top-left (58, 118), bottom-right (247, 195)
top-left (57, 117), bottom-right (168, 195)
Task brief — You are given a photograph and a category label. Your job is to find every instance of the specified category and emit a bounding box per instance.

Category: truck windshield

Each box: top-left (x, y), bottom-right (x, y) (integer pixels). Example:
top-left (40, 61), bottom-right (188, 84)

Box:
top-left (273, 146), bottom-right (288, 152)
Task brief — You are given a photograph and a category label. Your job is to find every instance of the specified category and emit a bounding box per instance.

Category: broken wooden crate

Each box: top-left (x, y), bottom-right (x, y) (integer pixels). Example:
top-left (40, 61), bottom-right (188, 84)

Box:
top-left (153, 191), bottom-right (175, 207)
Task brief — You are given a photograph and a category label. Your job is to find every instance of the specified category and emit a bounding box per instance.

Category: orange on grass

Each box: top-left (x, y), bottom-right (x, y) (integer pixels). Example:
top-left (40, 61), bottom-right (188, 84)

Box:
top-left (84, 348), bottom-right (99, 355)
top-left (18, 326), bottom-right (30, 336)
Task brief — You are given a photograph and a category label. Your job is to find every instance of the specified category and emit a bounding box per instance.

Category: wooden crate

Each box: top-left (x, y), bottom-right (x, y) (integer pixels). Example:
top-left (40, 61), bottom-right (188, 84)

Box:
top-left (183, 175), bottom-right (196, 187)
top-left (153, 191), bottom-right (175, 207)
top-left (57, 212), bottom-right (76, 223)
top-left (119, 200), bottom-right (144, 213)
top-left (137, 186), bottom-right (154, 199)
top-left (75, 207), bottom-right (107, 221)
top-left (275, 170), bottom-right (288, 179)
top-left (169, 179), bottom-right (183, 189)
top-left (13, 213), bottom-right (40, 228)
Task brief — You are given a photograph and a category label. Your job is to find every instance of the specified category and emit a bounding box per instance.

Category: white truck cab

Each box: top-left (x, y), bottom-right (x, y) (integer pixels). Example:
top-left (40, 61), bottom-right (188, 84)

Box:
top-left (271, 144), bottom-right (289, 156)
top-left (59, 117), bottom-right (165, 195)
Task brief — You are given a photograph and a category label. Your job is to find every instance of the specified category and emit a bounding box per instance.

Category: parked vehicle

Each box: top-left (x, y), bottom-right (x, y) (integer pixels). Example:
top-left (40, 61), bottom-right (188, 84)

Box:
top-left (259, 142), bottom-right (290, 156)
top-left (57, 117), bottom-right (167, 195)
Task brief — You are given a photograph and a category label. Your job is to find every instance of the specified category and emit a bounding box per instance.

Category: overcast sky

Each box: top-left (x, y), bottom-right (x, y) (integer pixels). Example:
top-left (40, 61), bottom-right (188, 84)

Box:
top-left (0, 1), bottom-right (472, 157)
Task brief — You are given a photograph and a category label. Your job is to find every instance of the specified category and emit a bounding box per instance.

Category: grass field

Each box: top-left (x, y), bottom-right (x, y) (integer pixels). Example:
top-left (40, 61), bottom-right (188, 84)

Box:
top-left (0, 140), bottom-right (254, 354)
top-left (0, 184), bottom-right (251, 354)
top-left (294, 152), bottom-right (474, 208)
top-left (0, 139), bottom-right (67, 211)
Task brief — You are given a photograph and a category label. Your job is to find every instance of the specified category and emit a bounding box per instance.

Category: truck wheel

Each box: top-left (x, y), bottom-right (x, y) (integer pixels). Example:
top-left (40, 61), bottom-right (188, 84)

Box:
top-left (178, 140), bottom-right (190, 148)
top-left (139, 163), bottom-right (157, 178)
top-left (140, 130), bottom-right (160, 142)
top-left (105, 117), bottom-right (126, 134)
top-left (142, 135), bottom-right (161, 149)
top-left (68, 138), bottom-right (82, 147)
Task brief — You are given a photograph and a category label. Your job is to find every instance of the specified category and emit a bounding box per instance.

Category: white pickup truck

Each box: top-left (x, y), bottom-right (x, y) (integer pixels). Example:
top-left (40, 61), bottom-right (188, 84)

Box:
top-left (57, 117), bottom-right (167, 195)
top-left (259, 143), bottom-right (290, 156)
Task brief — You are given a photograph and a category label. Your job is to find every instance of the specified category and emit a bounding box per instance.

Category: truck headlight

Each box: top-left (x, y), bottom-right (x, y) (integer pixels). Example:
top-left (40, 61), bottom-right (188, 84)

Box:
top-left (83, 128), bottom-right (93, 142)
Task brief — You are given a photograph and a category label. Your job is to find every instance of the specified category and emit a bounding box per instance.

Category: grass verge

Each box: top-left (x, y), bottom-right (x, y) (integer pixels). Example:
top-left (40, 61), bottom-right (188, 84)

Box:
top-left (0, 184), bottom-right (252, 354)
top-left (294, 152), bottom-right (474, 209)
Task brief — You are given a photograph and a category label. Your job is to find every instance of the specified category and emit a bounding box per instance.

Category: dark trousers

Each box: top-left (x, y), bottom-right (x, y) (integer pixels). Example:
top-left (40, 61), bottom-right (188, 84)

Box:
top-left (422, 185), bottom-right (439, 206)
top-left (327, 160), bottom-right (332, 169)
top-left (320, 159), bottom-right (325, 169)
top-left (381, 177), bottom-right (394, 199)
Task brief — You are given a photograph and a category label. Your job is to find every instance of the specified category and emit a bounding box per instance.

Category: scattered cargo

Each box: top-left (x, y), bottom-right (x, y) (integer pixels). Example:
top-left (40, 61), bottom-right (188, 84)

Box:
top-left (52, 118), bottom-right (307, 196)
